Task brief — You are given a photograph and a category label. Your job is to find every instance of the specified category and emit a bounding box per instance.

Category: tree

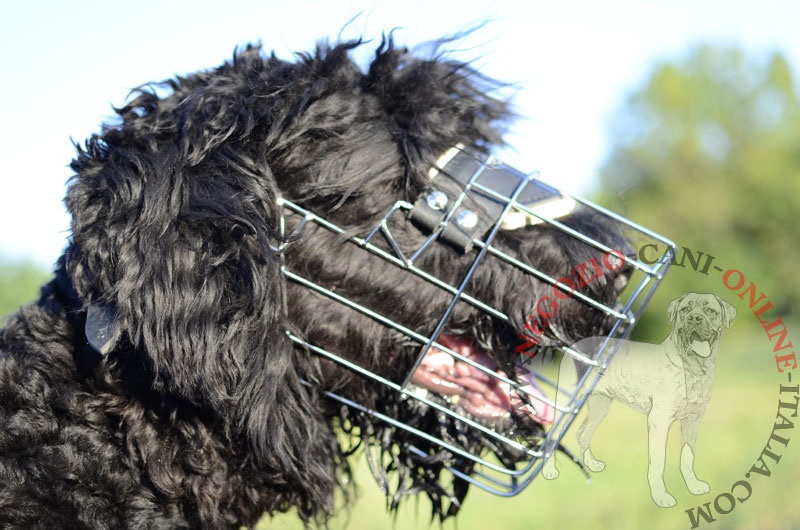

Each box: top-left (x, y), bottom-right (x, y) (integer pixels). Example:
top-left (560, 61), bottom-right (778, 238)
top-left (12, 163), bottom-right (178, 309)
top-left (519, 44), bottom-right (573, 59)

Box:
top-left (597, 44), bottom-right (800, 326)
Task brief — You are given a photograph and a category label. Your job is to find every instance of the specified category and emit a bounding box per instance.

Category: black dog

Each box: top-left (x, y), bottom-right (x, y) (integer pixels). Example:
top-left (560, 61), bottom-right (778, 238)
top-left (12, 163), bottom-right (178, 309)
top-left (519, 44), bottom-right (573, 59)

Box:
top-left (0, 38), bottom-right (631, 529)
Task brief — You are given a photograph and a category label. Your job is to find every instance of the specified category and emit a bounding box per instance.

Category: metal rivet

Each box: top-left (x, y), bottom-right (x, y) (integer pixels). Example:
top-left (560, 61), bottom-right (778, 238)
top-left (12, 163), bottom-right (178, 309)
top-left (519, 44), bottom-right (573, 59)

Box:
top-left (426, 190), bottom-right (448, 211)
top-left (455, 209), bottom-right (479, 229)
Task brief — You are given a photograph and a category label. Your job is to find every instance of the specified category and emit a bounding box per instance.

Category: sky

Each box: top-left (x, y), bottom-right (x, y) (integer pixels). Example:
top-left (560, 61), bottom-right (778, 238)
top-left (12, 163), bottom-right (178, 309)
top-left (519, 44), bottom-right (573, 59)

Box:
top-left (1, 0), bottom-right (799, 268)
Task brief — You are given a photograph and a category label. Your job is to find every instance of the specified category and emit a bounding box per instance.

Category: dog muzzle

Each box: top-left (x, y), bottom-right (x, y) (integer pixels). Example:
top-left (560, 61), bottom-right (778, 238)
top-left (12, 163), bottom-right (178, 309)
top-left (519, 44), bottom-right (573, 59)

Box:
top-left (271, 146), bottom-right (675, 496)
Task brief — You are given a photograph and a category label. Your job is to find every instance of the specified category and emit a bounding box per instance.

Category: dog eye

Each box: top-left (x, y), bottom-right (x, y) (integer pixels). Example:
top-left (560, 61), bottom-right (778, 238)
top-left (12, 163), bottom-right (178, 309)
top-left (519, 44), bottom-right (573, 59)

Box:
top-left (705, 307), bottom-right (717, 315)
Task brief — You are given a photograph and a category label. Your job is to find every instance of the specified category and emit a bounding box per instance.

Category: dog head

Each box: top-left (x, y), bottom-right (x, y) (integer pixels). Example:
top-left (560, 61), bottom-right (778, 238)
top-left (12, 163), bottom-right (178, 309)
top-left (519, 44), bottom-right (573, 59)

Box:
top-left (63, 38), bottom-right (667, 523)
top-left (668, 292), bottom-right (736, 358)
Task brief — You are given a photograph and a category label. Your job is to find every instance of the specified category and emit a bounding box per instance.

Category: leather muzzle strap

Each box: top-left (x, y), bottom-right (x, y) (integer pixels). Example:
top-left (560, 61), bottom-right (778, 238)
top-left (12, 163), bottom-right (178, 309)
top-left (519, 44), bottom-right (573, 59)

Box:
top-left (409, 147), bottom-right (576, 252)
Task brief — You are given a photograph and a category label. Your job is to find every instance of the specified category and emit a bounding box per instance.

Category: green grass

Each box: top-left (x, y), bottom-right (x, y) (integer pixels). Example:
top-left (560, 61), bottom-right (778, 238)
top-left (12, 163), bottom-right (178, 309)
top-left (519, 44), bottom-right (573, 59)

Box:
top-left (262, 328), bottom-right (800, 529)
top-left (0, 257), bottom-right (51, 321)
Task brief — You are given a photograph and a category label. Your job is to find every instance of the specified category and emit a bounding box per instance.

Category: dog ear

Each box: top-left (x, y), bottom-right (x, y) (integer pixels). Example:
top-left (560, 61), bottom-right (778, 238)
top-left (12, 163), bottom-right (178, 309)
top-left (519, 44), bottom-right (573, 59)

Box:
top-left (715, 296), bottom-right (737, 328)
top-left (65, 77), bottom-right (339, 507)
top-left (362, 37), bottom-right (511, 178)
top-left (667, 293), bottom-right (688, 324)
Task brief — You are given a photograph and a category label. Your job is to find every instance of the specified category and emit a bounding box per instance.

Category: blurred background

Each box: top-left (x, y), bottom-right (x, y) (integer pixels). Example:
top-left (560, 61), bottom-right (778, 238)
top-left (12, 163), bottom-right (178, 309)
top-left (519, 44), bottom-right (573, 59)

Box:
top-left (1, 1), bottom-right (798, 529)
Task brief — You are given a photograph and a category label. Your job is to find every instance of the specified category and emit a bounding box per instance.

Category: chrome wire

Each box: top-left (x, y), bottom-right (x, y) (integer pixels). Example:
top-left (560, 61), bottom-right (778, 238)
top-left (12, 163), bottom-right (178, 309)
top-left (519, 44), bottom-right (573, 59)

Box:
top-left (274, 156), bottom-right (676, 496)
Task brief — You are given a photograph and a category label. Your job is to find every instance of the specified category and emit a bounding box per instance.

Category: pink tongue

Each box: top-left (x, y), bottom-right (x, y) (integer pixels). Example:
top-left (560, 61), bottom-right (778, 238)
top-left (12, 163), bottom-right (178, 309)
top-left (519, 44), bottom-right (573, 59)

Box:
top-left (410, 335), bottom-right (554, 424)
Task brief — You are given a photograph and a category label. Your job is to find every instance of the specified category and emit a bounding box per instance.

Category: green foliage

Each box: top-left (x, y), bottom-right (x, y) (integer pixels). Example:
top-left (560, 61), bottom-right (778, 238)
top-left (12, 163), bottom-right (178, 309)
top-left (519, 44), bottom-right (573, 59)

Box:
top-left (597, 44), bottom-right (800, 323)
top-left (0, 256), bottom-right (50, 321)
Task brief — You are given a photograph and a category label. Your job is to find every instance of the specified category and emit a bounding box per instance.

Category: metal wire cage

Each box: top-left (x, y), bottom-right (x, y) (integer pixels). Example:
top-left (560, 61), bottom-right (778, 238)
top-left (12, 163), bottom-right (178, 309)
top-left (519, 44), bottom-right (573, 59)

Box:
top-left (271, 147), bottom-right (675, 497)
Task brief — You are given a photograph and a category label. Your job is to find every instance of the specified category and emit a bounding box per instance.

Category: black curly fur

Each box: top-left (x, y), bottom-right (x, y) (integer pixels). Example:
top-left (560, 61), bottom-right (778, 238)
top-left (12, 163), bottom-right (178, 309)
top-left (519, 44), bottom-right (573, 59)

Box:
top-left (0, 37), bottom-right (628, 529)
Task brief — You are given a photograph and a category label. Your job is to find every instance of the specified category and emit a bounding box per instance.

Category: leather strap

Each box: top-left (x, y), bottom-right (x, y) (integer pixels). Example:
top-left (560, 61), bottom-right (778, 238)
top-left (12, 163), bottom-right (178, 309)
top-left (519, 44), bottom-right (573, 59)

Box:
top-left (409, 147), bottom-right (574, 252)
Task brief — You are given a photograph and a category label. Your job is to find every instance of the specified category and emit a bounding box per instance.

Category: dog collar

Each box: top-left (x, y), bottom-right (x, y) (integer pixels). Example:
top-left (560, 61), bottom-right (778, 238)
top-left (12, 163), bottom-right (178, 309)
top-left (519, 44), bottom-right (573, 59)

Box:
top-left (408, 145), bottom-right (577, 252)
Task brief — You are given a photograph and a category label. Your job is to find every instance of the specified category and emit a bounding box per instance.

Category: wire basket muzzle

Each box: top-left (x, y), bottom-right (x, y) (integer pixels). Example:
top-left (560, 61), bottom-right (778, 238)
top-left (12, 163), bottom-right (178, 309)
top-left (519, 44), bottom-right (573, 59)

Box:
top-left (272, 148), bottom-right (675, 496)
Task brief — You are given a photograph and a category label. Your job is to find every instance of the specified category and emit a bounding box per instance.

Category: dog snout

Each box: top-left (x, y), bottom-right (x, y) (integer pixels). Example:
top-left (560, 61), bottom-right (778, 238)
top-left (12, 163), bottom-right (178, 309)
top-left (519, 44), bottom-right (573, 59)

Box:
top-left (681, 307), bottom-right (716, 341)
top-left (686, 312), bottom-right (707, 325)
